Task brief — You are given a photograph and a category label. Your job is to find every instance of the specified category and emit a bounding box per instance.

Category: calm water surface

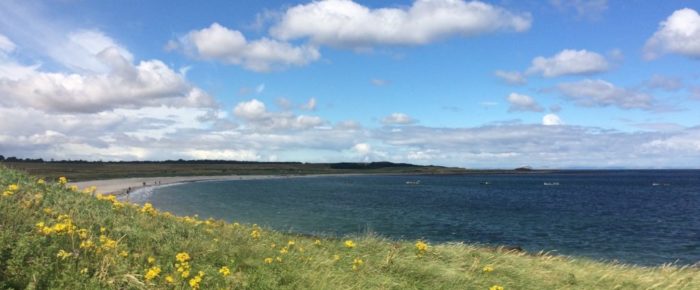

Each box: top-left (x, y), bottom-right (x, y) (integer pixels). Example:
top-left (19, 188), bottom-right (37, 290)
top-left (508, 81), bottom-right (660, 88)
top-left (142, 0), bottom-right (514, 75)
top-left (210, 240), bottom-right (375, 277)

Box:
top-left (142, 171), bottom-right (700, 266)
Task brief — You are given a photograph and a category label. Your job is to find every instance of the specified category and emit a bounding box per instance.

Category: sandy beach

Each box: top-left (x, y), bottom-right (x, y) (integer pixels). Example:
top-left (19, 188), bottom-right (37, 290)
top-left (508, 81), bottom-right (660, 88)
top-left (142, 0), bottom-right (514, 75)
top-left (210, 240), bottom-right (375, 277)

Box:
top-left (69, 173), bottom-right (374, 196)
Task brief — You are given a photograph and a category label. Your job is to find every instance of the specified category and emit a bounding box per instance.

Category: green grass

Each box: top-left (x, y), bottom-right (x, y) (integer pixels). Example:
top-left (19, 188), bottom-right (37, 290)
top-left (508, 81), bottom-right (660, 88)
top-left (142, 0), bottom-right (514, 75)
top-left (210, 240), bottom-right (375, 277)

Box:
top-left (0, 166), bottom-right (697, 289)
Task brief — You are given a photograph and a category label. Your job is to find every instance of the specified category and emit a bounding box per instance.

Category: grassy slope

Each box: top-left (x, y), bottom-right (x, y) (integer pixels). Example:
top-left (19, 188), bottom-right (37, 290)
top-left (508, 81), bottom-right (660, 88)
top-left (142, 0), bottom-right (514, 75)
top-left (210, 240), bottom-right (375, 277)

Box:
top-left (0, 167), bottom-right (697, 290)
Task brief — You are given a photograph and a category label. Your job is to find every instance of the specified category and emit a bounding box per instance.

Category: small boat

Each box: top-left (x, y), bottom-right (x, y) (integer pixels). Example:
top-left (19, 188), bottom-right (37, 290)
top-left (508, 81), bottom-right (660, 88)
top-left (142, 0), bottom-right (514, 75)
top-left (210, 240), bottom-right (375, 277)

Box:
top-left (405, 180), bottom-right (421, 185)
top-left (480, 181), bottom-right (490, 185)
top-left (543, 182), bottom-right (560, 186)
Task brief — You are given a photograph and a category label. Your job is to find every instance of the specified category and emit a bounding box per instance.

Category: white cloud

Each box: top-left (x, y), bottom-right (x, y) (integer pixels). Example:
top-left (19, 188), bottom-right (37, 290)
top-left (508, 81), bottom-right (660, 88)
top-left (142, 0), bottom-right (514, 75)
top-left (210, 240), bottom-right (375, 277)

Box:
top-left (507, 93), bottom-right (543, 112)
top-left (527, 49), bottom-right (609, 77)
top-left (269, 0), bottom-right (531, 49)
top-left (0, 33), bottom-right (214, 114)
top-left (542, 114), bottom-right (563, 126)
top-left (645, 74), bottom-right (683, 91)
top-left (181, 22), bottom-right (320, 72)
top-left (352, 143), bottom-right (372, 155)
top-left (301, 97), bottom-right (317, 111)
top-left (557, 79), bottom-right (655, 110)
top-left (645, 8), bottom-right (700, 59)
top-left (0, 33), bottom-right (15, 53)
top-left (550, 0), bottom-right (608, 19)
top-left (382, 113), bottom-right (417, 125)
top-left (233, 99), bottom-right (267, 120)
top-left (186, 149), bottom-right (261, 161)
top-left (494, 70), bottom-right (526, 85)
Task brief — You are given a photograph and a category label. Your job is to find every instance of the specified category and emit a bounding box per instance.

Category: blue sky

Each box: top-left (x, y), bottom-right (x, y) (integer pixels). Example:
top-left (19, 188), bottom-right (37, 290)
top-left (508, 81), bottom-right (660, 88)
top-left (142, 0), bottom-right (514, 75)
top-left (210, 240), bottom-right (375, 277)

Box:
top-left (1, 0), bottom-right (700, 168)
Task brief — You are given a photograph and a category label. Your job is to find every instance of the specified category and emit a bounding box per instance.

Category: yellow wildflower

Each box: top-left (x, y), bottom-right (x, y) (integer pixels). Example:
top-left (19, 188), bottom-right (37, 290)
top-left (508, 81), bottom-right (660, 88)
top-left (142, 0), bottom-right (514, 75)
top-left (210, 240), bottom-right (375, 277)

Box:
top-left (119, 251), bottom-right (129, 257)
top-left (165, 275), bottom-right (175, 284)
top-left (332, 254), bottom-right (341, 261)
top-left (483, 266), bottom-right (494, 273)
top-left (100, 226), bottom-right (106, 234)
top-left (279, 247), bottom-right (289, 255)
top-left (287, 240), bottom-right (295, 246)
top-left (250, 229), bottom-right (261, 239)
top-left (69, 185), bottom-right (79, 191)
top-left (37, 179), bottom-right (45, 185)
top-left (489, 285), bottom-right (504, 290)
top-left (80, 239), bottom-right (95, 249)
top-left (78, 228), bottom-right (89, 239)
top-left (80, 268), bottom-right (88, 275)
top-left (264, 257), bottom-right (273, 264)
top-left (352, 258), bottom-right (364, 271)
top-left (2, 190), bottom-right (12, 197)
top-left (219, 266), bottom-right (231, 276)
top-left (176, 252), bottom-right (191, 263)
top-left (275, 257), bottom-right (282, 263)
top-left (99, 235), bottom-right (117, 250)
top-left (141, 203), bottom-right (157, 216)
top-left (415, 241), bottom-right (429, 255)
top-left (188, 271), bottom-right (205, 289)
top-left (181, 270), bottom-right (190, 278)
top-left (144, 266), bottom-right (161, 281)
top-left (148, 256), bottom-right (156, 264)
top-left (314, 239), bottom-right (321, 246)
top-left (344, 240), bottom-right (356, 249)
top-left (58, 176), bottom-right (68, 185)
top-left (57, 249), bottom-right (72, 260)
top-left (7, 184), bottom-right (19, 191)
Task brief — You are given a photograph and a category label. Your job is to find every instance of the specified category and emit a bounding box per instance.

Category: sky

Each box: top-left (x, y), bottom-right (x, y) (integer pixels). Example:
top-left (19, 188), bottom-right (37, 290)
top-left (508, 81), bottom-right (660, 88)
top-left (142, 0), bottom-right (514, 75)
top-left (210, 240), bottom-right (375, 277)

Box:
top-left (1, 0), bottom-right (700, 169)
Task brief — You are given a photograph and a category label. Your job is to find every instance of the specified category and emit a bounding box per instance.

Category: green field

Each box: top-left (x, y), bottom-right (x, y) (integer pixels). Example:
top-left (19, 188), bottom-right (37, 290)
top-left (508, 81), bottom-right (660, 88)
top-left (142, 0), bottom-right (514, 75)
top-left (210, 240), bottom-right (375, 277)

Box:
top-left (1, 166), bottom-right (697, 289)
top-left (1, 161), bottom-right (476, 181)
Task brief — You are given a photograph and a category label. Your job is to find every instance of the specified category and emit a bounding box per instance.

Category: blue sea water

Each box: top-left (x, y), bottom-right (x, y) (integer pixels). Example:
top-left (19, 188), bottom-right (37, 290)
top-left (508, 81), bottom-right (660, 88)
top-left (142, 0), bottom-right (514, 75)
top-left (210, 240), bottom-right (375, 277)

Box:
top-left (144, 171), bottom-right (700, 266)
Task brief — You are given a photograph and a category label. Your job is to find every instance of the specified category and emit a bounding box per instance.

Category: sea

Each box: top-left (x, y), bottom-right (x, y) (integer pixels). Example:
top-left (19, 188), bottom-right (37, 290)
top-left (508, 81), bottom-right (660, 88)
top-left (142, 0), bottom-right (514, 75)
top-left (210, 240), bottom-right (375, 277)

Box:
top-left (137, 170), bottom-right (700, 266)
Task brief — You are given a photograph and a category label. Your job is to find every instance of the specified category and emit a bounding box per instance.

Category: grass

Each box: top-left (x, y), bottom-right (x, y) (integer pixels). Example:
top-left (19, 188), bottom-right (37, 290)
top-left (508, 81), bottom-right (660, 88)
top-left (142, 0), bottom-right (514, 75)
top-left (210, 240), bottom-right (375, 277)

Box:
top-left (0, 166), bottom-right (698, 289)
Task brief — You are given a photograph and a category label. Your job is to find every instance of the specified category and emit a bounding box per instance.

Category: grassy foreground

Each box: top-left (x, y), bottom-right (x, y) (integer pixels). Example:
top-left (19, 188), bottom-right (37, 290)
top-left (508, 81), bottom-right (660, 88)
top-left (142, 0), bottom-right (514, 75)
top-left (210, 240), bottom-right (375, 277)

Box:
top-left (0, 167), bottom-right (697, 289)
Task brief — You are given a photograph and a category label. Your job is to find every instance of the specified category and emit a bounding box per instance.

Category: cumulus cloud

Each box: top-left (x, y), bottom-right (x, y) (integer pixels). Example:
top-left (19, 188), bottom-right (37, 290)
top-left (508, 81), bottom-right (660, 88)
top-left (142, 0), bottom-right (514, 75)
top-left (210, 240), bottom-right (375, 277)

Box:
top-left (645, 74), bottom-right (683, 91)
top-left (382, 113), bottom-right (417, 125)
top-left (0, 33), bottom-right (214, 114)
top-left (233, 99), bottom-right (324, 130)
top-left (352, 143), bottom-right (372, 155)
top-left (494, 70), bottom-right (526, 85)
top-left (645, 8), bottom-right (700, 60)
top-left (301, 97), bottom-right (317, 111)
top-left (507, 93), bottom-right (544, 112)
top-left (557, 79), bottom-right (655, 110)
top-left (180, 22), bottom-right (320, 72)
top-left (269, 0), bottom-right (532, 49)
top-left (542, 114), bottom-right (563, 126)
top-left (527, 49), bottom-right (609, 77)
top-left (0, 33), bottom-right (15, 53)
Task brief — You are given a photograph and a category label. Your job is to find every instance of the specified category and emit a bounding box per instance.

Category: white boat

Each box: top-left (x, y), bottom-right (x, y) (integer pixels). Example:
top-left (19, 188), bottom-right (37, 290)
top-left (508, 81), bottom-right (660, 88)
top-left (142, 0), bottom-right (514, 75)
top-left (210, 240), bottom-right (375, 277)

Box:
top-left (543, 182), bottom-right (560, 186)
top-left (405, 180), bottom-right (421, 185)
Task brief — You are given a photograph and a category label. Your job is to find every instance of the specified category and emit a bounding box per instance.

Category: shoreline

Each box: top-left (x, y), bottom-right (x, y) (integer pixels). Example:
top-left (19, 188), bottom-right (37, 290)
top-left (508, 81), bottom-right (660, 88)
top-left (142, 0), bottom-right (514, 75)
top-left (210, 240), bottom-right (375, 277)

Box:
top-left (70, 173), bottom-right (380, 196)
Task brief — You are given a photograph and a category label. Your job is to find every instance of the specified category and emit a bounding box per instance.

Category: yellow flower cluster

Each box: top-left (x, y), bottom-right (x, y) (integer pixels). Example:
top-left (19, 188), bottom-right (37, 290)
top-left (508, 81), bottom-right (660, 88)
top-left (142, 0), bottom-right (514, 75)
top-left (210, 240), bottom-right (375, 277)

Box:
top-left (35, 215), bottom-right (77, 236)
top-left (56, 249), bottom-right (72, 260)
top-left (3, 183), bottom-right (18, 197)
top-left (264, 257), bottom-right (273, 264)
top-left (37, 178), bottom-right (45, 185)
top-left (99, 235), bottom-right (117, 251)
top-left (489, 285), bottom-right (504, 290)
top-left (188, 271), bottom-right (205, 289)
top-left (176, 252), bottom-right (192, 278)
top-left (141, 203), bottom-right (157, 216)
top-left (58, 176), bottom-right (68, 185)
top-left (148, 256), bottom-right (156, 264)
top-left (483, 266), bottom-right (494, 273)
top-left (352, 258), bottom-right (364, 270)
top-left (218, 266), bottom-right (230, 277)
top-left (95, 193), bottom-right (125, 209)
top-left (144, 266), bottom-right (161, 281)
top-left (314, 239), bottom-right (322, 246)
top-left (415, 241), bottom-right (429, 255)
top-left (344, 240), bottom-right (356, 249)
top-left (250, 229), bottom-right (261, 239)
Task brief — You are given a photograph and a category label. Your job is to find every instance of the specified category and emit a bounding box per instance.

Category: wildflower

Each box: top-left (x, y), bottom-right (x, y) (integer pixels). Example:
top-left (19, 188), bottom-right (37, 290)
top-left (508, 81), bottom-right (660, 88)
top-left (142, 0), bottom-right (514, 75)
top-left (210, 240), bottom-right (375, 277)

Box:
top-left (57, 249), bottom-right (72, 260)
top-left (141, 203), bottom-right (157, 216)
top-left (165, 275), bottom-right (175, 284)
top-left (176, 252), bottom-right (191, 263)
top-left (276, 257), bottom-right (282, 262)
top-left (314, 239), bottom-right (322, 246)
top-left (80, 239), bottom-right (95, 249)
top-left (332, 254), bottom-right (341, 261)
top-left (270, 243), bottom-right (276, 248)
top-left (344, 240), bottom-right (356, 249)
top-left (99, 235), bottom-right (117, 250)
top-left (189, 271), bottom-right (205, 289)
top-left (58, 176), bottom-right (68, 185)
top-left (148, 256), bottom-right (156, 264)
top-left (119, 251), bottom-right (129, 257)
top-left (279, 247), bottom-right (289, 255)
top-left (264, 257), bottom-right (273, 264)
top-left (80, 268), bottom-right (88, 275)
top-left (78, 228), bottom-right (89, 239)
top-left (144, 266), bottom-right (161, 281)
top-left (37, 179), bottom-right (45, 185)
top-left (415, 241), bottom-right (429, 254)
top-left (250, 229), bottom-right (261, 239)
top-left (7, 184), bottom-right (19, 191)
top-left (69, 185), bottom-right (79, 191)
top-left (2, 190), bottom-right (12, 197)
top-left (352, 258), bottom-right (364, 270)
top-left (288, 240), bottom-right (295, 246)
top-left (219, 266), bottom-right (231, 277)
top-left (100, 226), bottom-right (106, 234)
top-left (489, 285), bottom-right (504, 290)
top-left (181, 270), bottom-right (190, 278)
top-left (483, 266), bottom-right (494, 273)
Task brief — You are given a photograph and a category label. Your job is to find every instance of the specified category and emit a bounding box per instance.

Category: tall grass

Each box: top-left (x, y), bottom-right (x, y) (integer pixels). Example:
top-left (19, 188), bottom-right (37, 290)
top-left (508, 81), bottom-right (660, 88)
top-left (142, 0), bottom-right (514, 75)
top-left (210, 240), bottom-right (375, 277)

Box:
top-left (0, 166), bottom-right (697, 289)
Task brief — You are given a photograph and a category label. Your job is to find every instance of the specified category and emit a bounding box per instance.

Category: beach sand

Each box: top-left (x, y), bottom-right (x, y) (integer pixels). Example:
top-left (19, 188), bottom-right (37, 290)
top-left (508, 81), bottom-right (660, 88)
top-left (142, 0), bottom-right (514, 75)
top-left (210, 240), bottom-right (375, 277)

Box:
top-left (70, 175), bottom-right (287, 195)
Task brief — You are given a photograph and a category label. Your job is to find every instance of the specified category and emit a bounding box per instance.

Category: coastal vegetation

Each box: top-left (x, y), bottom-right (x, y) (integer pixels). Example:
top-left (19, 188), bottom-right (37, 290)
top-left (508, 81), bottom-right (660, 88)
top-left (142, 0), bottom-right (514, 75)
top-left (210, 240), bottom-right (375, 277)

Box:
top-left (1, 166), bottom-right (698, 289)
